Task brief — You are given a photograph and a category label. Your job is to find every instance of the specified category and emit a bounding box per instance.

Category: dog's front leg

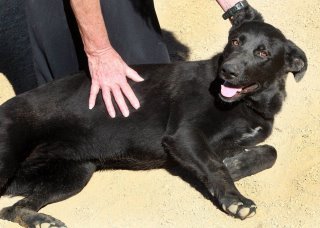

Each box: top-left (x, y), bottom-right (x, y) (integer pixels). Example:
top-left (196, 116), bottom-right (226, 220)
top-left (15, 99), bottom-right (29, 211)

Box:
top-left (162, 127), bottom-right (256, 220)
top-left (222, 145), bottom-right (277, 181)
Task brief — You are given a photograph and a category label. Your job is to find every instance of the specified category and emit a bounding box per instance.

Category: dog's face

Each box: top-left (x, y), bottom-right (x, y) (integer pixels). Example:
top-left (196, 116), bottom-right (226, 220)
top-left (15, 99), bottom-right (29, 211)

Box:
top-left (218, 20), bottom-right (307, 103)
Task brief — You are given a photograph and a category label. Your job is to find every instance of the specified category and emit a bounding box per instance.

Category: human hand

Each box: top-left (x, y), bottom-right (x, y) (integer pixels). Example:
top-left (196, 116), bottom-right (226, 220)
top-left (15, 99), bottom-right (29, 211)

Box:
top-left (87, 47), bottom-right (144, 118)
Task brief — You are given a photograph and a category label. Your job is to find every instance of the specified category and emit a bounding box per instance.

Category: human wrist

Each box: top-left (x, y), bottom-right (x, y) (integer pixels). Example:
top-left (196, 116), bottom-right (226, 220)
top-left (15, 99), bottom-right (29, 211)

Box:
top-left (84, 46), bottom-right (113, 57)
top-left (80, 29), bottom-right (113, 56)
top-left (216, 0), bottom-right (243, 12)
top-left (221, 0), bottom-right (249, 20)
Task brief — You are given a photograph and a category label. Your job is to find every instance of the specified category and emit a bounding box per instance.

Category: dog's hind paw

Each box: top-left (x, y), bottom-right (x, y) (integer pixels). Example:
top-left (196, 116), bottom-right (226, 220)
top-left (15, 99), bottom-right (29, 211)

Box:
top-left (35, 221), bottom-right (67, 228)
top-left (35, 223), bottom-right (67, 228)
top-left (24, 212), bottom-right (67, 228)
top-left (220, 197), bottom-right (256, 220)
top-left (0, 206), bottom-right (67, 228)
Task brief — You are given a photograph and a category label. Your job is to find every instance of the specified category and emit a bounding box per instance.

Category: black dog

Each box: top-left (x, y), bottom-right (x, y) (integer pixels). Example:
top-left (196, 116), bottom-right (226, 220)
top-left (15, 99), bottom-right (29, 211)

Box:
top-left (0, 6), bottom-right (307, 227)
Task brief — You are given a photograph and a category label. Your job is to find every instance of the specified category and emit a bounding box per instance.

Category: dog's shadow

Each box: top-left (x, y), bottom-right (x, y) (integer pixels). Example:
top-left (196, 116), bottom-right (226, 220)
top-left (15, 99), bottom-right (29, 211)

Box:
top-left (165, 161), bottom-right (221, 210)
top-left (162, 29), bottom-right (190, 62)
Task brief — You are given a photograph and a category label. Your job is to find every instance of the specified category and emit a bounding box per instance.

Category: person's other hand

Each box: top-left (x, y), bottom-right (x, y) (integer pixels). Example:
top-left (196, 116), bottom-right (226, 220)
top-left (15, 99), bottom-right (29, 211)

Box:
top-left (87, 47), bottom-right (144, 118)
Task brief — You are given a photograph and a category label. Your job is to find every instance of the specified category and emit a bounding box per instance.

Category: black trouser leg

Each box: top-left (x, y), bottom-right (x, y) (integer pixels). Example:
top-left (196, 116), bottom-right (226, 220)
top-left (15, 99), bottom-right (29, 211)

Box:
top-left (100, 0), bottom-right (170, 64)
top-left (0, 0), bottom-right (38, 94)
top-left (25, 0), bottom-right (81, 86)
top-left (26, 0), bottom-right (170, 84)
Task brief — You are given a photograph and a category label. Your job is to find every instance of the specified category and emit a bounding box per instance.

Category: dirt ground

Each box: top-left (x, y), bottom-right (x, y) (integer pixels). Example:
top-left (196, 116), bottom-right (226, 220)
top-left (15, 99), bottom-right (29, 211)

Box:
top-left (0, 0), bottom-right (319, 227)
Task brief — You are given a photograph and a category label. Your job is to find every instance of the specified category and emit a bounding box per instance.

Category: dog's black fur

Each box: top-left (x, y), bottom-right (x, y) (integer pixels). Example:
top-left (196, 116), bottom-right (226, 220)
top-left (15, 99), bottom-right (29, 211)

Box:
top-left (0, 6), bottom-right (307, 227)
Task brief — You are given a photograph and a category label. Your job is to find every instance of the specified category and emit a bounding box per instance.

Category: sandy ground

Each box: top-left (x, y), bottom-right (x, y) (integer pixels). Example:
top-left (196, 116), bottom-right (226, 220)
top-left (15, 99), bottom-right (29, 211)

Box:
top-left (0, 0), bottom-right (320, 227)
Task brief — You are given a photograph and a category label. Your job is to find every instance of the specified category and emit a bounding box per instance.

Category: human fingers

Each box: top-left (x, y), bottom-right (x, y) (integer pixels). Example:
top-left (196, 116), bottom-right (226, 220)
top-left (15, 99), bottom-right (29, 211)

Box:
top-left (111, 86), bottom-right (129, 117)
top-left (120, 82), bottom-right (140, 110)
top-left (101, 87), bottom-right (116, 118)
top-left (126, 67), bottom-right (144, 82)
top-left (89, 81), bottom-right (100, 110)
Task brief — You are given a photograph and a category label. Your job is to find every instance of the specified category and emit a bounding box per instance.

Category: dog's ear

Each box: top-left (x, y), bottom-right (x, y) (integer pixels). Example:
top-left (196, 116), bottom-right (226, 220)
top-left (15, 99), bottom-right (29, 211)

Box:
top-left (231, 5), bottom-right (264, 27)
top-left (284, 40), bottom-right (308, 82)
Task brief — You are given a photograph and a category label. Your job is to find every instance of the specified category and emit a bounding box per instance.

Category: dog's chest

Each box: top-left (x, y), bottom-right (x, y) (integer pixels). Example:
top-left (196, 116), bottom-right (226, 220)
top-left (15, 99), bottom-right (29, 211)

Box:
top-left (231, 119), bottom-right (271, 146)
top-left (239, 126), bottom-right (263, 139)
top-left (205, 110), bottom-right (272, 147)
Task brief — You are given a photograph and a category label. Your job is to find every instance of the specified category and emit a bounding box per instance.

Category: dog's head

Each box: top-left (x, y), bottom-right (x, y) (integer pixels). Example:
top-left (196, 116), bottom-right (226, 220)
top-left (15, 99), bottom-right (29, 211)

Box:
top-left (218, 6), bottom-right (307, 103)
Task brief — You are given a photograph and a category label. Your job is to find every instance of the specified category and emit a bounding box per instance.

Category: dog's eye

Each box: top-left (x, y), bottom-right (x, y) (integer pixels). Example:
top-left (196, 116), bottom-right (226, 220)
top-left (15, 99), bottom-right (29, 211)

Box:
top-left (258, 50), bottom-right (269, 58)
top-left (231, 39), bottom-right (240, 47)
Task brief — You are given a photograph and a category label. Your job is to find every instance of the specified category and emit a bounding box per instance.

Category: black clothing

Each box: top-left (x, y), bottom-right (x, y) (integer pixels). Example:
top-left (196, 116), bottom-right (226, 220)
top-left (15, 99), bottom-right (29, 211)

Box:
top-left (0, 0), bottom-right (170, 94)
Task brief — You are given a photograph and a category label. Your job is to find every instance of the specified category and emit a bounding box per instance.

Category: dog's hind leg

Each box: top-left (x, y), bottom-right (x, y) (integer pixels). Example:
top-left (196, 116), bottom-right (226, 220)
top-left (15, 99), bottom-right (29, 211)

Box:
top-left (223, 145), bottom-right (277, 181)
top-left (0, 158), bottom-right (95, 228)
top-left (0, 110), bottom-right (25, 193)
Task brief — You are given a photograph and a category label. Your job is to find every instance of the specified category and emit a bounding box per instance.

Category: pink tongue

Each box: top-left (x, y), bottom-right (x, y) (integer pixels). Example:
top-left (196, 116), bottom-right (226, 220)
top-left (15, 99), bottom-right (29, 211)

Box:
top-left (221, 84), bottom-right (242, 97)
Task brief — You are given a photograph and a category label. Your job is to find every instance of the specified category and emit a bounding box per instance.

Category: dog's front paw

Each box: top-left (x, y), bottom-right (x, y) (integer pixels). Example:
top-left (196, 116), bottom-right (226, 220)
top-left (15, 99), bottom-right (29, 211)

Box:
top-left (220, 196), bottom-right (256, 220)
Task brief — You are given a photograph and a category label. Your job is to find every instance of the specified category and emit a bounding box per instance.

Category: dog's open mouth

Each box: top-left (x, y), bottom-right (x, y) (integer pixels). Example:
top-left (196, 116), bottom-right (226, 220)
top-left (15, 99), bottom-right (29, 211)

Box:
top-left (219, 81), bottom-right (260, 102)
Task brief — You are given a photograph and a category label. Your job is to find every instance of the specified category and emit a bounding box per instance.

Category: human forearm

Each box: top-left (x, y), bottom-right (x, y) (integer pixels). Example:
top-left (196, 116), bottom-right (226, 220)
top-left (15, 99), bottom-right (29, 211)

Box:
top-left (70, 0), bottom-right (111, 53)
top-left (216, 0), bottom-right (243, 11)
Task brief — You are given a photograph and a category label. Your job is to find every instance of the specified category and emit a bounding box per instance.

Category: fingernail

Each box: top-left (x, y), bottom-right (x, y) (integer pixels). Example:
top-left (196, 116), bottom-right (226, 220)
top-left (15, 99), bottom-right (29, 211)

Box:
top-left (134, 102), bottom-right (140, 109)
top-left (123, 110), bottom-right (129, 117)
top-left (138, 77), bottom-right (144, 82)
top-left (109, 112), bottom-right (116, 118)
top-left (89, 104), bottom-right (94, 110)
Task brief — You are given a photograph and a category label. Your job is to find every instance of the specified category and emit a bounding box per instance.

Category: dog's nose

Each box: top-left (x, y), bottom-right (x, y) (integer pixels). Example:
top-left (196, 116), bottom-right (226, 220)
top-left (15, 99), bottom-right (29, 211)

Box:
top-left (221, 63), bottom-right (240, 79)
